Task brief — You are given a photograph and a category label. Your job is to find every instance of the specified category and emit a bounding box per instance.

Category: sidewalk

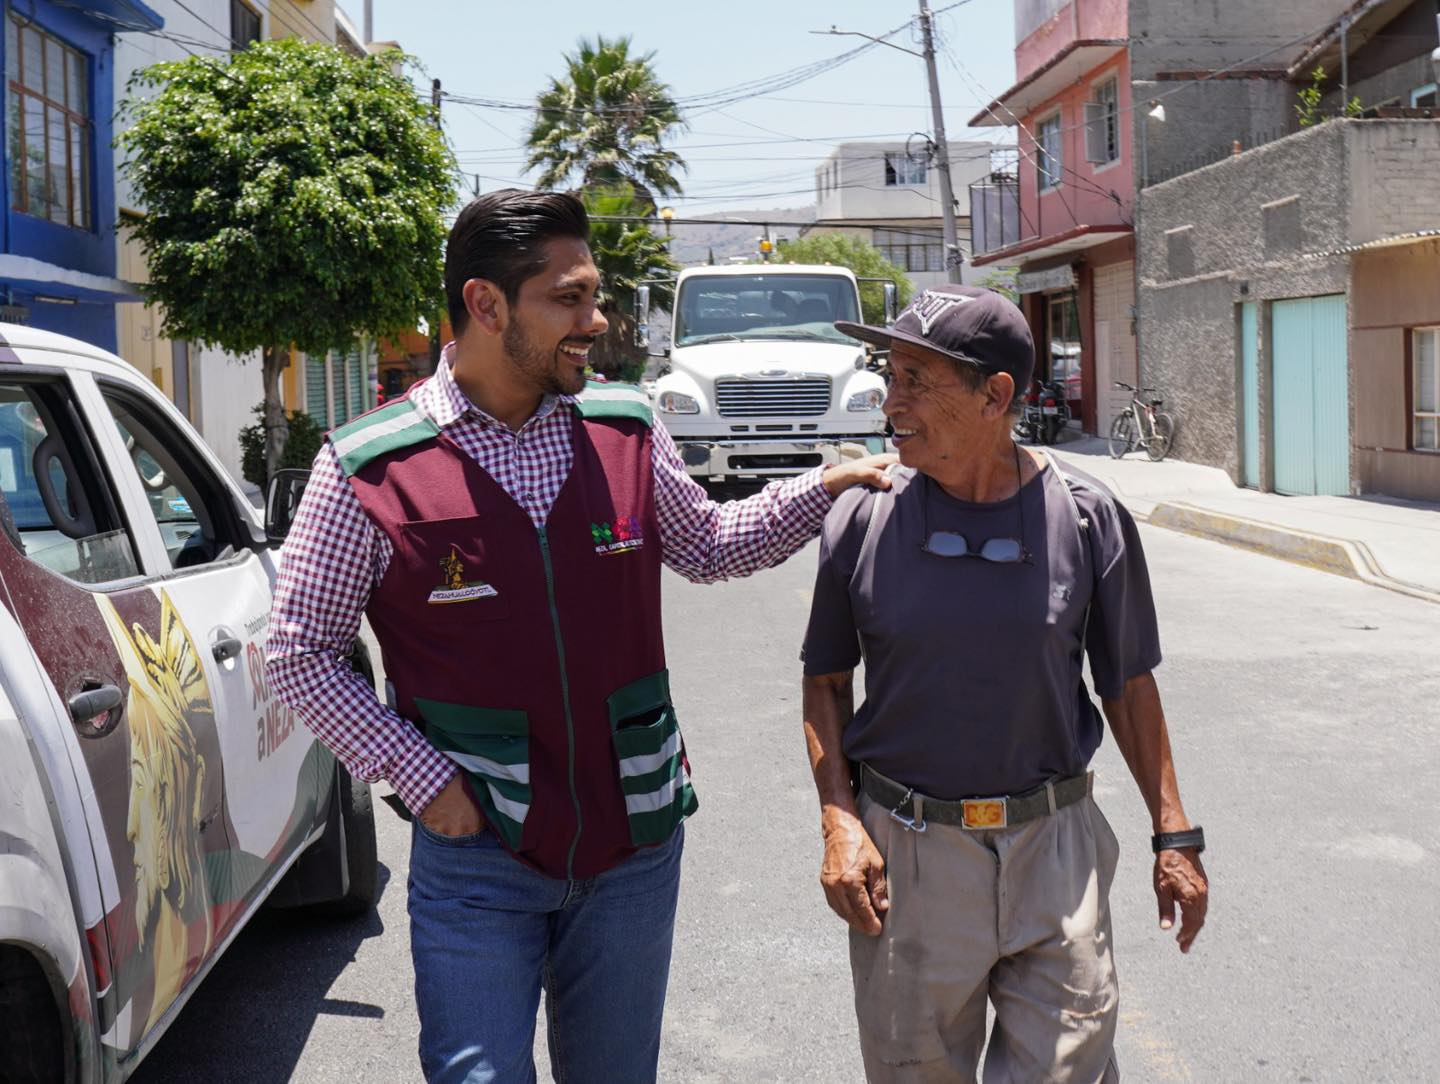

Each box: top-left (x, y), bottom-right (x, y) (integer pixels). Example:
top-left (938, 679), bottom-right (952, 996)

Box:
top-left (1048, 434), bottom-right (1440, 604)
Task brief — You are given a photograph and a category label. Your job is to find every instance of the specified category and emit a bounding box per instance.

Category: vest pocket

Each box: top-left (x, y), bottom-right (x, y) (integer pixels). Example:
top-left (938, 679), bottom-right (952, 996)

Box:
top-left (607, 670), bottom-right (699, 847)
top-left (414, 697), bottom-right (531, 851)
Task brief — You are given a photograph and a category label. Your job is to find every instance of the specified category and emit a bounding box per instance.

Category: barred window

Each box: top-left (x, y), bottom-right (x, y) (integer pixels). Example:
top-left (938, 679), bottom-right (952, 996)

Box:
top-left (231, 0), bottom-right (262, 50)
top-left (1084, 78), bottom-right (1119, 164)
top-left (1036, 113), bottom-right (1062, 192)
top-left (883, 152), bottom-right (926, 187)
top-left (5, 14), bottom-right (90, 230)
top-left (873, 227), bottom-right (943, 273)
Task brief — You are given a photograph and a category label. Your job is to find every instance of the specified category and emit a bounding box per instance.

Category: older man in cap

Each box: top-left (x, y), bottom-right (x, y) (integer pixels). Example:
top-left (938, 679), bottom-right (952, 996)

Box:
top-left (800, 285), bottom-right (1209, 1082)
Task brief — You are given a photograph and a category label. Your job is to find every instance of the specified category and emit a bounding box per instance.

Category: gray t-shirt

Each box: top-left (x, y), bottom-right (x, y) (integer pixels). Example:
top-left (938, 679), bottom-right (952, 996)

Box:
top-left (801, 460), bottom-right (1161, 800)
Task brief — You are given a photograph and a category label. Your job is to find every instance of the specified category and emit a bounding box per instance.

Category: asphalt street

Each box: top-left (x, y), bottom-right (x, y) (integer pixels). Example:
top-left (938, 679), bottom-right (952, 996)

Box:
top-left (132, 519), bottom-right (1440, 1083)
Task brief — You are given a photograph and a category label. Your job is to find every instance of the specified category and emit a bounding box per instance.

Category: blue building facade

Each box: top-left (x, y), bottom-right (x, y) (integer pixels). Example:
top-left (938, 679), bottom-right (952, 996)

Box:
top-left (0, 0), bottom-right (162, 352)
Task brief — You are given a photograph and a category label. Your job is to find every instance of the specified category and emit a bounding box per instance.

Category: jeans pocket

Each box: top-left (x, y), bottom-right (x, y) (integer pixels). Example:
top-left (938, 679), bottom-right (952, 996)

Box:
top-left (608, 671), bottom-right (698, 847)
top-left (415, 697), bottom-right (531, 851)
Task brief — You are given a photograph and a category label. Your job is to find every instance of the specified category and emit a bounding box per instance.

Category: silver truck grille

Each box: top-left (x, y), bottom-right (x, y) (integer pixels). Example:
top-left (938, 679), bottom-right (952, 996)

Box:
top-left (715, 378), bottom-right (831, 417)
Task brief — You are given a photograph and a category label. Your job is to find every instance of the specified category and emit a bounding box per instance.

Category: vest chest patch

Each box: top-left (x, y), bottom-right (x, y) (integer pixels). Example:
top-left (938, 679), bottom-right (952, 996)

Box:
top-left (428, 546), bottom-right (500, 604)
top-left (591, 515), bottom-right (645, 556)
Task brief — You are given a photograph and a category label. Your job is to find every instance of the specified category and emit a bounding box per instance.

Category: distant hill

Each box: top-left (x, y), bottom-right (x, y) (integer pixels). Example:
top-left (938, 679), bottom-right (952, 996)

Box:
top-left (666, 207), bottom-right (814, 266)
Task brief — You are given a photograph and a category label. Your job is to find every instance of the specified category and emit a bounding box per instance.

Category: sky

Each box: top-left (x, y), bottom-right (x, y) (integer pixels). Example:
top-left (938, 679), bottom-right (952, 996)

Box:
top-left (367, 0), bottom-right (1021, 216)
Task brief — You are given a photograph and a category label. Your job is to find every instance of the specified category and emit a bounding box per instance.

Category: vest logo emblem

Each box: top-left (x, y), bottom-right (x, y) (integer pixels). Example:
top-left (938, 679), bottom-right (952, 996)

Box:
top-left (427, 546), bottom-right (499, 604)
top-left (591, 515), bottom-right (644, 556)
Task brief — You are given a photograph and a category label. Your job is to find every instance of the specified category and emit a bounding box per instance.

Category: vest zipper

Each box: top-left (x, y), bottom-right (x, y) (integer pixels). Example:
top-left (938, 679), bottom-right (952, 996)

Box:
top-left (537, 526), bottom-right (582, 879)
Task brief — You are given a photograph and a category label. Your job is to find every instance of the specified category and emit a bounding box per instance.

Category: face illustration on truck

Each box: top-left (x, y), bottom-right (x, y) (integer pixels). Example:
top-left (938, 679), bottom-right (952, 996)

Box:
top-left (101, 592), bottom-right (215, 1033)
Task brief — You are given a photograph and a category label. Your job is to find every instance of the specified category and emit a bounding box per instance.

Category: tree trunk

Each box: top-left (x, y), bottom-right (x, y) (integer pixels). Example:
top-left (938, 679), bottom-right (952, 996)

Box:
top-left (590, 310), bottom-right (644, 383)
top-left (261, 345), bottom-right (290, 482)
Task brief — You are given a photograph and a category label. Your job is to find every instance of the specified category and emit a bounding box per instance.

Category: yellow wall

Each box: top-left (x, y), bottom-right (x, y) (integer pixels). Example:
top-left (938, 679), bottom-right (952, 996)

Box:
top-left (268, 0), bottom-right (336, 43)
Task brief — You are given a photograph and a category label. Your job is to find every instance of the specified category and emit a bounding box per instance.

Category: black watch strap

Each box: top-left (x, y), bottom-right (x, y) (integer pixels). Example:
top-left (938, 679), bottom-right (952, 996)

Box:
top-left (1152, 827), bottom-right (1205, 854)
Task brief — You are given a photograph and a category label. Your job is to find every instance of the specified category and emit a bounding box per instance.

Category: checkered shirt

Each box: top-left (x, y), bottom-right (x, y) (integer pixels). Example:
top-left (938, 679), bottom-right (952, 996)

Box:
top-left (266, 347), bottom-right (834, 816)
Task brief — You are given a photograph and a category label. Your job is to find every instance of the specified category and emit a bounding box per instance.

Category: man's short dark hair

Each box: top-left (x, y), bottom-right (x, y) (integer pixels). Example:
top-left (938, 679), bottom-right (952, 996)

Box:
top-left (444, 189), bottom-right (590, 335)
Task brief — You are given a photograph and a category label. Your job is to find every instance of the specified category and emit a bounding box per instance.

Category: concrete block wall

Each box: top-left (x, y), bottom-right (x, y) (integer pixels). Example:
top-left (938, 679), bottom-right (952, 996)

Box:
top-left (1348, 120), bottom-right (1440, 243)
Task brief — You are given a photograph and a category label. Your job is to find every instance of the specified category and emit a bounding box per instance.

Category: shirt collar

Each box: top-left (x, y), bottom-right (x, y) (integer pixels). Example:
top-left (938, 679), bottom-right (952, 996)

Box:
top-left (416, 342), bottom-right (579, 431)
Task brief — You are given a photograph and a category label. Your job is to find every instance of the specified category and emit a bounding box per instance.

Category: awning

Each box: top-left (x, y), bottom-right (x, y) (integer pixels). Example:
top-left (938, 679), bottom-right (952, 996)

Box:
top-left (0, 254), bottom-right (145, 304)
top-left (970, 224), bottom-right (1131, 268)
top-left (51, 0), bottom-right (165, 33)
top-left (968, 41), bottom-right (1127, 128)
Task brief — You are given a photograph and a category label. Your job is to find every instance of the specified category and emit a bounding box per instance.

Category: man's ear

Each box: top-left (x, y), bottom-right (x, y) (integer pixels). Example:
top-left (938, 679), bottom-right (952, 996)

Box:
top-left (463, 279), bottom-right (508, 336)
top-left (982, 372), bottom-right (1016, 420)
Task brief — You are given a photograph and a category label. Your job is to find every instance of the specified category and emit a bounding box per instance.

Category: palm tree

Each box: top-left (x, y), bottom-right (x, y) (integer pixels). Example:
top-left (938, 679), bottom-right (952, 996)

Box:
top-left (526, 36), bottom-right (686, 206)
top-left (584, 187), bottom-right (679, 382)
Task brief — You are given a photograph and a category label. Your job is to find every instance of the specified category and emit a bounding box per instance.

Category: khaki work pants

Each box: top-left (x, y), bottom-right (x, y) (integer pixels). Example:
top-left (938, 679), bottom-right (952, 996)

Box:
top-left (850, 789), bottom-right (1122, 1084)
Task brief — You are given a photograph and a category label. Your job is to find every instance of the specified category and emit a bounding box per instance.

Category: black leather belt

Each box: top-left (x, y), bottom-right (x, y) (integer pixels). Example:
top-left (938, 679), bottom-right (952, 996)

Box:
top-left (859, 763), bottom-right (1093, 831)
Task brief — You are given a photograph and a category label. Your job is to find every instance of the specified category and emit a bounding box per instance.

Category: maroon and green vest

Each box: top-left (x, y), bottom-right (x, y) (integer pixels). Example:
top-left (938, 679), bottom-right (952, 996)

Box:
top-left (330, 381), bottom-right (697, 880)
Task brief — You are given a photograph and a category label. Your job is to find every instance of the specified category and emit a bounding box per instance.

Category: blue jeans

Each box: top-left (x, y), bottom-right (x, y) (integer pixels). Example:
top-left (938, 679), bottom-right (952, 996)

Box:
top-left (408, 820), bottom-right (684, 1084)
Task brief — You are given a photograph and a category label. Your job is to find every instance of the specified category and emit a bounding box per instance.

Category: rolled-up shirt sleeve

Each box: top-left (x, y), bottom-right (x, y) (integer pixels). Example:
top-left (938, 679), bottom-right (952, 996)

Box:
top-left (1084, 497), bottom-right (1163, 700)
top-left (651, 419), bottom-right (835, 583)
top-left (265, 443), bottom-right (458, 816)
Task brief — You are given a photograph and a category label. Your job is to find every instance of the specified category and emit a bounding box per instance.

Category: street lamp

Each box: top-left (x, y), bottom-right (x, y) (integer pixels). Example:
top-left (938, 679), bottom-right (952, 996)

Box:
top-left (659, 206), bottom-right (674, 236)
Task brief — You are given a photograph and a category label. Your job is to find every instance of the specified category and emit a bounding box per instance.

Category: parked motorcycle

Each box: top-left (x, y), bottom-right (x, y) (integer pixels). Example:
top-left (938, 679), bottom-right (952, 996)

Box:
top-left (1014, 379), bottom-right (1071, 445)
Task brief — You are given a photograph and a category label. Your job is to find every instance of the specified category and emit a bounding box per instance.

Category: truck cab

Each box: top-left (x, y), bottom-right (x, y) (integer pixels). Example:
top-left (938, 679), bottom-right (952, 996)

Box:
top-left (639, 264), bottom-right (893, 482)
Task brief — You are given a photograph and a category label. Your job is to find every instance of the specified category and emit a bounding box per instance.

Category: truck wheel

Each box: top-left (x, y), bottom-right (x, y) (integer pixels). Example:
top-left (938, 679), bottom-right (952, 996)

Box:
top-left (0, 947), bottom-right (65, 1083)
top-left (313, 765), bottom-right (378, 918)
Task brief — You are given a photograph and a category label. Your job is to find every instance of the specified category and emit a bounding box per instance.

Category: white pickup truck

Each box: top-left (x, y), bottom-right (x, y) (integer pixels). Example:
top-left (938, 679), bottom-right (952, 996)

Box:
top-left (636, 264), bottom-right (895, 482)
top-left (0, 325), bottom-right (376, 1082)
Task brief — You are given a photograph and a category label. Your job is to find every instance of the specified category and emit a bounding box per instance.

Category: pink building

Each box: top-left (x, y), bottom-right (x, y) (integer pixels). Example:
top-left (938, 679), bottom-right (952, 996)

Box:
top-left (969, 0), bottom-right (1138, 435)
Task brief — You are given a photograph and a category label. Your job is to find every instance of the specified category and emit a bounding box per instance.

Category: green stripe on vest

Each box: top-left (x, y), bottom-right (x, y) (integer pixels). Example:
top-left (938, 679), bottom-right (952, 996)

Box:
top-left (577, 380), bottom-right (654, 428)
top-left (330, 399), bottom-right (441, 477)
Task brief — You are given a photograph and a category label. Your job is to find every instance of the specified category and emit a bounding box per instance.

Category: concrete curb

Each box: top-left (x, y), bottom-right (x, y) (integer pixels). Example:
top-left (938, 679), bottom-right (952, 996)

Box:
top-left (1145, 501), bottom-right (1440, 606)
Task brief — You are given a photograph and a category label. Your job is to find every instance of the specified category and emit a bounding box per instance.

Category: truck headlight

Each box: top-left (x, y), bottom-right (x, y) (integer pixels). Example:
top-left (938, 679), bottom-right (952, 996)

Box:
top-left (846, 388), bottom-right (884, 412)
top-left (656, 390), bottom-right (700, 414)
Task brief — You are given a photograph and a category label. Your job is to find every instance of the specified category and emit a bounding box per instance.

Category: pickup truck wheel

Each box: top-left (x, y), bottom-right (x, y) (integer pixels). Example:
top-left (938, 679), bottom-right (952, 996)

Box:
top-left (312, 764), bottom-right (379, 918)
top-left (0, 947), bottom-right (65, 1083)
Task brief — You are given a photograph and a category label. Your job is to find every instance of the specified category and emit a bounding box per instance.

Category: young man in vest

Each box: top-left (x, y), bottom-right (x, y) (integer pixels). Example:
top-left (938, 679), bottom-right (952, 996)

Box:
top-left (266, 189), bottom-right (894, 1083)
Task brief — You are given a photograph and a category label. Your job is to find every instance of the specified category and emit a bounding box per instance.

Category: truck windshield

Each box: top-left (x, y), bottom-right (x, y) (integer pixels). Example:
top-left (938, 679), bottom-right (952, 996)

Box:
top-left (673, 274), bottom-right (862, 347)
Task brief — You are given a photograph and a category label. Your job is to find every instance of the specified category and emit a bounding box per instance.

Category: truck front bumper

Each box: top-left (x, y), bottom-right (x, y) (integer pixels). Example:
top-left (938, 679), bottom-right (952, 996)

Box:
top-left (673, 437), bottom-right (888, 479)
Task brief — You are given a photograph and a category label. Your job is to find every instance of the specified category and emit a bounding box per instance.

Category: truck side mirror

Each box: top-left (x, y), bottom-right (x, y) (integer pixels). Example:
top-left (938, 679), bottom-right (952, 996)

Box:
top-left (264, 468), bottom-right (310, 545)
top-left (634, 285), bottom-right (651, 350)
top-left (883, 283), bottom-right (899, 325)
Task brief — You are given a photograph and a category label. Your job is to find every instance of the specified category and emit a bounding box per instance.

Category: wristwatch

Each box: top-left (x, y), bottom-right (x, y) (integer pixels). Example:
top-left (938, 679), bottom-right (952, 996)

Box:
top-left (1151, 827), bottom-right (1205, 854)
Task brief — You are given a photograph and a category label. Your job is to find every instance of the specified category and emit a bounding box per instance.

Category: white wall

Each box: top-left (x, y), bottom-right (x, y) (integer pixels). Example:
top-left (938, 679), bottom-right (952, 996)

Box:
top-left (815, 141), bottom-right (1007, 223)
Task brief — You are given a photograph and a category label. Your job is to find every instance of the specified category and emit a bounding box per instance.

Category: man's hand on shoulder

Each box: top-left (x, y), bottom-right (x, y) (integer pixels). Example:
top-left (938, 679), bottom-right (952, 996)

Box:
top-left (419, 772), bottom-right (486, 837)
top-left (822, 453), bottom-right (899, 498)
top-left (819, 808), bottom-right (889, 936)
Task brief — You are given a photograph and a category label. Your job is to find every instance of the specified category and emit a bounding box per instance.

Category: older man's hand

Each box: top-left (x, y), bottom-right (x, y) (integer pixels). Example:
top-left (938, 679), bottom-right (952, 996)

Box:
top-left (822, 453), bottom-right (899, 498)
top-left (820, 810), bottom-right (889, 936)
top-left (1155, 848), bottom-right (1208, 953)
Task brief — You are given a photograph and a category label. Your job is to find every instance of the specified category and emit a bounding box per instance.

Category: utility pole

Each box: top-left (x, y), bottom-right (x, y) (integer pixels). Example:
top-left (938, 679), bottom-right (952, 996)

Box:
top-left (814, 11), bottom-right (963, 282)
top-left (917, 1), bottom-right (961, 283)
top-left (429, 77), bottom-right (443, 376)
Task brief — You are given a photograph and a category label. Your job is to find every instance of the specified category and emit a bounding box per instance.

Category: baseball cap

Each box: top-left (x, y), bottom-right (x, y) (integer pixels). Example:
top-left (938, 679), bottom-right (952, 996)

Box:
top-left (836, 284), bottom-right (1035, 393)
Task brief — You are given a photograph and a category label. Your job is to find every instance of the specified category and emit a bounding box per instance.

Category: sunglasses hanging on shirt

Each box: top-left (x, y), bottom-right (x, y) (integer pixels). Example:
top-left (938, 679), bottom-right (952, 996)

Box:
top-left (919, 445), bottom-right (1032, 565)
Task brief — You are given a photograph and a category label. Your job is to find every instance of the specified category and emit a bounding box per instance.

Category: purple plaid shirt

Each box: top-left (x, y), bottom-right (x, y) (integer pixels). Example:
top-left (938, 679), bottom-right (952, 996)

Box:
top-left (266, 348), bottom-right (834, 816)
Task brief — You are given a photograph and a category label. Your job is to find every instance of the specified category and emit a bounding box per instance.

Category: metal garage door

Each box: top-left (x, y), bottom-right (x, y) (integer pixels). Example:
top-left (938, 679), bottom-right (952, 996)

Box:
top-left (1271, 295), bottom-right (1349, 496)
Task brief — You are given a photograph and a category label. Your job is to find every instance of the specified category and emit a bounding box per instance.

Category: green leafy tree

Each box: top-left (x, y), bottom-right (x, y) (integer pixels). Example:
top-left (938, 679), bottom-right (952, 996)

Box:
top-left (119, 39), bottom-right (455, 476)
top-left (526, 36), bottom-right (686, 205)
top-left (583, 188), bottom-right (679, 383)
top-left (775, 233), bottom-right (914, 324)
top-left (1296, 65), bottom-right (1364, 127)
top-left (238, 404), bottom-right (324, 488)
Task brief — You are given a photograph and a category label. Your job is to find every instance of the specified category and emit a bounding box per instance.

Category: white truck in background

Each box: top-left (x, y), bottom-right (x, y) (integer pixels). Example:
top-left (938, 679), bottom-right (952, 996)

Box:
top-left (635, 264), bottom-right (897, 483)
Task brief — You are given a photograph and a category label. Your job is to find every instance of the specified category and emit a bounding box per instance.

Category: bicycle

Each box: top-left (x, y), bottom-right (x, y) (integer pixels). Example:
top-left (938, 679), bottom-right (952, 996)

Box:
top-left (1107, 382), bottom-right (1175, 461)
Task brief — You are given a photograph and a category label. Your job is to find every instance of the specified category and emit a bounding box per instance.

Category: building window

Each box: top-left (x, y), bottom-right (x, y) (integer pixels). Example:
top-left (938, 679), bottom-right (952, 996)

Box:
top-left (1084, 78), bottom-right (1119, 164)
top-left (1415, 327), bottom-right (1440, 452)
top-left (1046, 291), bottom-right (1081, 399)
top-left (883, 152), bottom-right (926, 187)
top-left (873, 227), bottom-right (943, 273)
top-left (5, 15), bottom-right (91, 230)
top-left (231, 0), bottom-right (262, 50)
top-left (1412, 84), bottom-right (1437, 108)
top-left (1036, 113), bottom-right (1062, 191)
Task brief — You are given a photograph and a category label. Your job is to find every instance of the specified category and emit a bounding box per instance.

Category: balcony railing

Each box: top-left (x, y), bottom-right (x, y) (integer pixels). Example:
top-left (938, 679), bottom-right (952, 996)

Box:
top-left (970, 173), bottom-right (1021, 258)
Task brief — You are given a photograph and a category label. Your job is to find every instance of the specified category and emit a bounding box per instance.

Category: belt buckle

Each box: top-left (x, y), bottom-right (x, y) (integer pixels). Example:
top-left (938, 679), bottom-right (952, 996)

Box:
top-left (961, 797), bottom-right (1007, 830)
